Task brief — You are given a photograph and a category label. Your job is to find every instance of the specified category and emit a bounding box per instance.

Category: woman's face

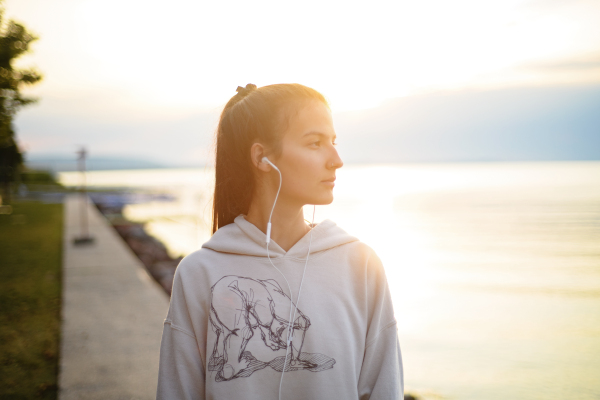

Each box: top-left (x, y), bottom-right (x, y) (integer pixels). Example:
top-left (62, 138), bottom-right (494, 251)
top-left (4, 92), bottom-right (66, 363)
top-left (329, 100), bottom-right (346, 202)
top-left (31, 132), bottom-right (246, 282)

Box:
top-left (270, 100), bottom-right (343, 207)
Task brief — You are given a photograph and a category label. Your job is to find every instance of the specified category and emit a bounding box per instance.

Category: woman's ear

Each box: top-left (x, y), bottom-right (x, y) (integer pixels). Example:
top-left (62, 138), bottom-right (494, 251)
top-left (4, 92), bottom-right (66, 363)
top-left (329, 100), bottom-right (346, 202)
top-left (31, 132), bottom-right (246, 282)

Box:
top-left (250, 143), bottom-right (271, 172)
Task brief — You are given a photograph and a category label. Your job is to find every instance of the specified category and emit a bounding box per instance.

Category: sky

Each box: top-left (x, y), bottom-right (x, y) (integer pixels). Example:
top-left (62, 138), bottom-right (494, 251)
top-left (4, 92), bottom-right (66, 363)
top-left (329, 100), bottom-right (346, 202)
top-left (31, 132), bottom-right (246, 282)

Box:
top-left (5, 0), bottom-right (600, 167)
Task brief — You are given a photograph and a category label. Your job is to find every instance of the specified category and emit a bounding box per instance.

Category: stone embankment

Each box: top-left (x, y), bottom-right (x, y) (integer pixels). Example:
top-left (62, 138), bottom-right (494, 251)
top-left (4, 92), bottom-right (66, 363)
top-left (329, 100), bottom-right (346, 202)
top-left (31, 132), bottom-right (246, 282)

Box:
top-left (95, 199), bottom-right (180, 296)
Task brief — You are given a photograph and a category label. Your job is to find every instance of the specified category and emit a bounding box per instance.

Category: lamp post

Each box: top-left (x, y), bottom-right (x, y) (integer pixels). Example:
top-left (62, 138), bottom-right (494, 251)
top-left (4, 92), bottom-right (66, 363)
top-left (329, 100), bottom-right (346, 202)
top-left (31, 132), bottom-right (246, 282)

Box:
top-left (73, 147), bottom-right (94, 245)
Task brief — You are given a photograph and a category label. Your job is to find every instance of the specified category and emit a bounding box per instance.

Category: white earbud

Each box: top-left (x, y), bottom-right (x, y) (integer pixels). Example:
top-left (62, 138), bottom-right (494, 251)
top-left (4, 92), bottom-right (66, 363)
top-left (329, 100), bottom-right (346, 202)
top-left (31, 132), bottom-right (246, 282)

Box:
top-left (262, 156), bottom-right (280, 244)
top-left (262, 156), bottom-right (280, 171)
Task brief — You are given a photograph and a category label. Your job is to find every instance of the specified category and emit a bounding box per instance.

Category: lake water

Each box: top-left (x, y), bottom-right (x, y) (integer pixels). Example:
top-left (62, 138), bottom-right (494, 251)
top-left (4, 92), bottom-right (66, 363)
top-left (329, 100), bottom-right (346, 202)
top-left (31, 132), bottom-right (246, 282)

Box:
top-left (59, 161), bottom-right (600, 400)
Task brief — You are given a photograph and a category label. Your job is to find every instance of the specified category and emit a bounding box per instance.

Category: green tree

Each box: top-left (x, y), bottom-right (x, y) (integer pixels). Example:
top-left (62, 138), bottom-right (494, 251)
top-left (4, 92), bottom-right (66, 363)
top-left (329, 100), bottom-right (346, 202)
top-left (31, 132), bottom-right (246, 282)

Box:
top-left (0, 2), bottom-right (42, 204)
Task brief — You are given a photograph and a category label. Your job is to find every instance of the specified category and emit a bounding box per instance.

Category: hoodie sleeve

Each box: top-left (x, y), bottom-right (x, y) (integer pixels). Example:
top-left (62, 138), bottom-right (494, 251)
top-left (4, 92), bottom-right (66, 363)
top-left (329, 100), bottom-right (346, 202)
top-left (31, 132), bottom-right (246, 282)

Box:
top-left (357, 249), bottom-right (404, 400)
top-left (156, 260), bottom-right (206, 400)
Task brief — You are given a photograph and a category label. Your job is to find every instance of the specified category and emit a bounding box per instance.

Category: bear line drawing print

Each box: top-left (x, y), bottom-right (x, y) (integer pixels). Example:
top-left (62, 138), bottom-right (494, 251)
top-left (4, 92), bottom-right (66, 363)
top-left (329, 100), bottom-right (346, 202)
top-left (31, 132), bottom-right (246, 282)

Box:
top-left (208, 275), bottom-right (336, 382)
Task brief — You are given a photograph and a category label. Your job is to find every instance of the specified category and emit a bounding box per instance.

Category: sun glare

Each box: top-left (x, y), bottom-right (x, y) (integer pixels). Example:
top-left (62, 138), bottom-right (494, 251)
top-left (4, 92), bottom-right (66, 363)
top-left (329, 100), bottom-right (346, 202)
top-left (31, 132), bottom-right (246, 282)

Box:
top-left (4, 0), bottom-right (590, 115)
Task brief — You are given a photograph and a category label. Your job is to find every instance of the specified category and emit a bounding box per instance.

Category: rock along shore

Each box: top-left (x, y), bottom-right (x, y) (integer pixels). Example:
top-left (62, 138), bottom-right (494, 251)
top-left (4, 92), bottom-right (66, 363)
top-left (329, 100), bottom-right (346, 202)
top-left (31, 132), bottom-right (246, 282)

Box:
top-left (94, 195), bottom-right (180, 296)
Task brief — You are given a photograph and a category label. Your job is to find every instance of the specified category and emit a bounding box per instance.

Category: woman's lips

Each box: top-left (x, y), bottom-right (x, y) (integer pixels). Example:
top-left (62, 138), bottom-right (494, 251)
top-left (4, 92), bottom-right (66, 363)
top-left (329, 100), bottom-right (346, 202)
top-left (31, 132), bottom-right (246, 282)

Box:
top-left (322, 177), bottom-right (336, 186)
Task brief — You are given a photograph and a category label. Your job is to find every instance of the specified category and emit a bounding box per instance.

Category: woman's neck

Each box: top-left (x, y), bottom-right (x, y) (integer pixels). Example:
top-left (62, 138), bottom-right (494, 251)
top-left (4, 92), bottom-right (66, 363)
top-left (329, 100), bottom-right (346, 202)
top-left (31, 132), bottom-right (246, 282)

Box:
top-left (246, 193), bottom-right (309, 253)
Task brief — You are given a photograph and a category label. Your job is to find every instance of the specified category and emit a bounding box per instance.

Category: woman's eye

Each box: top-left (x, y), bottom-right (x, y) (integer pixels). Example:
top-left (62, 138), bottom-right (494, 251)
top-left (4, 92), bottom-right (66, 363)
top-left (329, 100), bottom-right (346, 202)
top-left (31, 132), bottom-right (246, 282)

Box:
top-left (311, 141), bottom-right (321, 147)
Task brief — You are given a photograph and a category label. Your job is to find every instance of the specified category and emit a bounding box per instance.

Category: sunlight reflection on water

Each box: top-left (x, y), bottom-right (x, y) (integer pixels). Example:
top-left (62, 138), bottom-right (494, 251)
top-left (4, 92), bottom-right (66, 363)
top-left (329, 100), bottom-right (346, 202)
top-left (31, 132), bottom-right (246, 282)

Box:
top-left (59, 161), bottom-right (600, 400)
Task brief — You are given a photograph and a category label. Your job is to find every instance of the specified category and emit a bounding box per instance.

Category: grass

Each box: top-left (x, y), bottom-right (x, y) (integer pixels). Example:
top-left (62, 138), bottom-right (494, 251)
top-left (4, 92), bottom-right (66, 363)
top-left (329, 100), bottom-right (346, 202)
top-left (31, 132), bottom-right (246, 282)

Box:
top-left (0, 201), bottom-right (63, 399)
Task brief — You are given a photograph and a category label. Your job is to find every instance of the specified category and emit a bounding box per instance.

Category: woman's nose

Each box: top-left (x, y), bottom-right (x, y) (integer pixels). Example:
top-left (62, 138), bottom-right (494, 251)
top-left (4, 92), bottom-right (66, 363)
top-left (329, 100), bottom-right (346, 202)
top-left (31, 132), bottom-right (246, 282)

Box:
top-left (329, 148), bottom-right (344, 169)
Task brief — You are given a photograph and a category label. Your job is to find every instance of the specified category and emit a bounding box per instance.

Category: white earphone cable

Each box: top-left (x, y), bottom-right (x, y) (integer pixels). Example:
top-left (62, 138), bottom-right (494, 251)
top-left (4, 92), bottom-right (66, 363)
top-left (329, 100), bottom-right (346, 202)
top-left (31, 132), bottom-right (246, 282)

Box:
top-left (287, 205), bottom-right (315, 352)
top-left (263, 159), bottom-right (315, 400)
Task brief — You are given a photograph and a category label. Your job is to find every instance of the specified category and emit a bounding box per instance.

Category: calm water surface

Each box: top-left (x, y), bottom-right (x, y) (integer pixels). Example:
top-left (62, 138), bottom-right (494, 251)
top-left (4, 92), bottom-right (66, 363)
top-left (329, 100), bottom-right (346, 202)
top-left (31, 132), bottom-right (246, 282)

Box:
top-left (60, 161), bottom-right (600, 400)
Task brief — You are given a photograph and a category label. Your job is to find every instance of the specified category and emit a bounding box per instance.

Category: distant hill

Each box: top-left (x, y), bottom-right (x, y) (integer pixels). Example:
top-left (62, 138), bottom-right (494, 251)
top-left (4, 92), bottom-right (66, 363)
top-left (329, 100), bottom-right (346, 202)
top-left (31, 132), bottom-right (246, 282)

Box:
top-left (25, 154), bottom-right (167, 172)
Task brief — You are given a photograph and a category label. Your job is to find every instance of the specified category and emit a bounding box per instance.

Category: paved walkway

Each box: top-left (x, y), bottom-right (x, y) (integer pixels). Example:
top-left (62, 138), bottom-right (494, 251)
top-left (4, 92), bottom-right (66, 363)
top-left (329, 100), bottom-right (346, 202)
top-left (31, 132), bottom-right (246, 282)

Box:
top-left (60, 194), bottom-right (170, 400)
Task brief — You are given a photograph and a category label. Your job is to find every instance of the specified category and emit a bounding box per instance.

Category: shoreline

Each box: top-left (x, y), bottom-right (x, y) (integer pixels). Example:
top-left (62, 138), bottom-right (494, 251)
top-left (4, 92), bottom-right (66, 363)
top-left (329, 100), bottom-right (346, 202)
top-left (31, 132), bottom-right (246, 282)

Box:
top-left (93, 194), bottom-right (180, 296)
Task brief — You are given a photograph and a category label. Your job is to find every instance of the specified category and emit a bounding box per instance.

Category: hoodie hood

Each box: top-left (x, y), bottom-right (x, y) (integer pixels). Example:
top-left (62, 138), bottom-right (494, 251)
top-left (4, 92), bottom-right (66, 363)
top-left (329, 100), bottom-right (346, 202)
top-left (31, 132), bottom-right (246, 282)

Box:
top-left (202, 215), bottom-right (358, 259)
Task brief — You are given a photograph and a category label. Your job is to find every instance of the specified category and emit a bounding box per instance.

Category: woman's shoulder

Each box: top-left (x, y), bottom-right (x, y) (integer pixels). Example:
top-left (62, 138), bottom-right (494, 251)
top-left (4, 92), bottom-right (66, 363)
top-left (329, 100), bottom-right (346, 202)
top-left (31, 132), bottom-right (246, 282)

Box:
top-left (311, 219), bottom-right (366, 252)
top-left (178, 247), bottom-right (212, 265)
top-left (315, 220), bottom-right (384, 270)
top-left (172, 247), bottom-right (219, 281)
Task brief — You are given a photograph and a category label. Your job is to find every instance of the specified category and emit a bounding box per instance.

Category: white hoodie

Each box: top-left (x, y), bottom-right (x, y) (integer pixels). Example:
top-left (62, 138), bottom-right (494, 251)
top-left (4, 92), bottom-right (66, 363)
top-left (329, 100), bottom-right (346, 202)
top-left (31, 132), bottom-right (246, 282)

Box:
top-left (157, 215), bottom-right (403, 400)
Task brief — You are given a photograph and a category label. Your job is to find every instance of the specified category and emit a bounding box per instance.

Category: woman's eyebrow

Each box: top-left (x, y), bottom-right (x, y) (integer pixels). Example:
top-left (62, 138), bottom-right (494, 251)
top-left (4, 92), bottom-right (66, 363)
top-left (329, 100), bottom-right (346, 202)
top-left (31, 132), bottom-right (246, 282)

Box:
top-left (302, 131), bottom-right (337, 140)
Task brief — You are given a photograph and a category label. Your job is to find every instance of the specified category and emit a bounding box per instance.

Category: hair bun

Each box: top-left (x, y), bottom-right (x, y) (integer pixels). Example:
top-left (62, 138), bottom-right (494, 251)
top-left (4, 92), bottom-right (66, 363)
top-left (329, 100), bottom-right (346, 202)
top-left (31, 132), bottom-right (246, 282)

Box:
top-left (236, 83), bottom-right (257, 96)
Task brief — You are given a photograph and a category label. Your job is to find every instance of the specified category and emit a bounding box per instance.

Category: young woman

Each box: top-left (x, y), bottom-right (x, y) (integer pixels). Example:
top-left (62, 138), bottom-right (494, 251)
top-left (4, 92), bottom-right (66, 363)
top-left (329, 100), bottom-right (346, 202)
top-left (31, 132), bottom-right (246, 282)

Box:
top-left (157, 83), bottom-right (403, 400)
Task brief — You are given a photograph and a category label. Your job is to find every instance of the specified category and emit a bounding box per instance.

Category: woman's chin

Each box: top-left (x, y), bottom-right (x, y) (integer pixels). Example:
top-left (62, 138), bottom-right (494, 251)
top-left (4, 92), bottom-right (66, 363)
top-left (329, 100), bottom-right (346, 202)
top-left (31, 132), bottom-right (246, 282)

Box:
top-left (309, 194), bottom-right (335, 206)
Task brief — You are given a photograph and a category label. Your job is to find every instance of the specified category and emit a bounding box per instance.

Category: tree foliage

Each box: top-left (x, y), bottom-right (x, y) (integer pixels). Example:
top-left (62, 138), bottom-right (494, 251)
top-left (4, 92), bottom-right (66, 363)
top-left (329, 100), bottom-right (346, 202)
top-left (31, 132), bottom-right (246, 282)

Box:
top-left (0, 2), bottom-right (42, 202)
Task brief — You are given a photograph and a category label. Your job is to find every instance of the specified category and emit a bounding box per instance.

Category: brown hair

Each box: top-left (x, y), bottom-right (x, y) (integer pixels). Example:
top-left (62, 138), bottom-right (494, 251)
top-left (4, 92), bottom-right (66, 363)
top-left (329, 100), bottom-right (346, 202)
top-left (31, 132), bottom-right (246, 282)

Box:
top-left (212, 83), bottom-right (328, 233)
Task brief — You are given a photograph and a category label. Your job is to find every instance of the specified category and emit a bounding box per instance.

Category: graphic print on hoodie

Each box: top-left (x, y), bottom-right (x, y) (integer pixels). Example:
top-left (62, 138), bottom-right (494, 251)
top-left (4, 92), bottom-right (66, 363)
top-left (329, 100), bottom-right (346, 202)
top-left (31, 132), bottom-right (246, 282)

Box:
top-left (208, 275), bottom-right (335, 382)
